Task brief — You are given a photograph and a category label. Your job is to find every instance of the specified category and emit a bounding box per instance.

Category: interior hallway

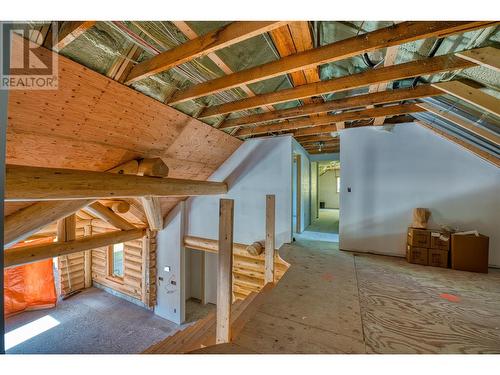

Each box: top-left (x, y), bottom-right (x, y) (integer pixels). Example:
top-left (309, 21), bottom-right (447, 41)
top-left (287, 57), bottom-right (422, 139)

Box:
top-left (299, 209), bottom-right (339, 242)
top-left (5, 287), bottom-right (180, 354)
top-left (193, 239), bottom-right (500, 354)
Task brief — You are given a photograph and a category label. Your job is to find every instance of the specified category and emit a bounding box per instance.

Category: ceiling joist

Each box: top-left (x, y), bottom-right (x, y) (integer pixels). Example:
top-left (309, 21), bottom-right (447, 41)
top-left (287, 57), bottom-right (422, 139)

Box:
top-left (53, 21), bottom-right (96, 51)
top-left (4, 228), bottom-right (145, 268)
top-left (125, 21), bottom-right (287, 84)
top-left (417, 102), bottom-right (500, 145)
top-left (236, 103), bottom-right (425, 136)
top-left (221, 85), bottom-right (442, 130)
top-left (432, 81), bottom-right (500, 118)
top-left (456, 46), bottom-right (500, 72)
top-left (168, 21), bottom-right (495, 106)
top-left (200, 53), bottom-right (476, 118)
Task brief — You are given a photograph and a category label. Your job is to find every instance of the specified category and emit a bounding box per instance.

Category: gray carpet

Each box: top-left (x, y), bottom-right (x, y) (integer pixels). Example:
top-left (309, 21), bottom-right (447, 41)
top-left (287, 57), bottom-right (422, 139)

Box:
top-left (5, 287), bottom-right (180, 354)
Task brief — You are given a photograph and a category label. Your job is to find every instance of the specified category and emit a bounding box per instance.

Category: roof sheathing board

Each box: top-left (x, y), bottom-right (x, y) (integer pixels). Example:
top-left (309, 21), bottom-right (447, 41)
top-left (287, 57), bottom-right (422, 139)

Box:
top-left (56, 21), bottom-right (499, 134)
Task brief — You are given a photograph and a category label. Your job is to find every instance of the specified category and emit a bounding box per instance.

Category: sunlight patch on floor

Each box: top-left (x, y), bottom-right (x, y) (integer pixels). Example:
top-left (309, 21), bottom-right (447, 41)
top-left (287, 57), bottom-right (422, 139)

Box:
top-left (5, 315), bottom-right (60, 350)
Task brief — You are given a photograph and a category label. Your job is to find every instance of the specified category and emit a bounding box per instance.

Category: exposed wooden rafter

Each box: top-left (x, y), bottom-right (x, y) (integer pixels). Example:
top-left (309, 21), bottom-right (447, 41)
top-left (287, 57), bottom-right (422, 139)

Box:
top-left (456, 46), bottom-right (500, 72)
top-left (236, 103), bottom-right (424, 136)
top-left (4, 228), bottom-right (145, 268)
top-left (222, 85), bottom-right (441, 130)
top-left (125, 22), bottom-right (286, 84)
top-left (432, 81), bottom-right (500, 118)
top-left (4, 200), bottom-right (95, 249)
top-left (140, 196), bottom-right (163, 231)
top-left (200, 53), bottom-right (476, 118)
top-left (169, 22), bottom-right (494, 106)
top-left (171, 21), bottom-right (276, 117)
top-left (418, 102), bottom-right (500, 146)
top-left (53, 21), bottom-right (96, 51)
top-left (84, 202), bottom-right (137, 230)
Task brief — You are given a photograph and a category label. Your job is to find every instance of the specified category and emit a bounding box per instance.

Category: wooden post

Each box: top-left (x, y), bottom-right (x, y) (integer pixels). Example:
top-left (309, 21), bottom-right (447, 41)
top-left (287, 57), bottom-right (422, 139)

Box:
top-left (216, 199), bottom-right (234, 344)
top-left (265, 195), bottom-right (276, 284)
top-left (57, 214), bottom-right (77, 295)
top-left (83, 225), bottom-right (93, 288)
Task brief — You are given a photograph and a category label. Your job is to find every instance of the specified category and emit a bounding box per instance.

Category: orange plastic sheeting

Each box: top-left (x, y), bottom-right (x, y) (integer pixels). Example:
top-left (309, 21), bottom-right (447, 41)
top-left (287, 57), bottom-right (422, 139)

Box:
top-left (4, 258), bottom-right (57, 318)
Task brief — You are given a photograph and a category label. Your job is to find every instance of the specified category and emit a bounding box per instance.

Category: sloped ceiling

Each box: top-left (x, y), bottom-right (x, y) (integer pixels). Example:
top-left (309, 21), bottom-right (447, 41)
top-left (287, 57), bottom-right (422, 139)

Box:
top-left (5, 33), bottom-right (242, 217)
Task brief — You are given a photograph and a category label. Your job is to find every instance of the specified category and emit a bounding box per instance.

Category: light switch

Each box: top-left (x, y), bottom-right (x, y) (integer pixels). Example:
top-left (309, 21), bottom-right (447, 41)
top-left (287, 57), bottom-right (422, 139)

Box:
top-left (164, 266), bottom-right (171, 272)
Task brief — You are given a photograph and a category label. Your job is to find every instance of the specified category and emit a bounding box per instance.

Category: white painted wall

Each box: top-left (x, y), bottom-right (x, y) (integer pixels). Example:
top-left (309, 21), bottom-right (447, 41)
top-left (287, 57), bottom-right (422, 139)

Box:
top-left (340, 123), bottom-right (500, 267)
top-left (319, 169), bottom-right (340, 209)
top-left (155, 202), bottom-right (186, 324)
top-left (292, 140), bottom-right (311, 233)
top-left (311, 162), bottom-right (319, 222)
top-left (186, 136), bottom-right (294, 304)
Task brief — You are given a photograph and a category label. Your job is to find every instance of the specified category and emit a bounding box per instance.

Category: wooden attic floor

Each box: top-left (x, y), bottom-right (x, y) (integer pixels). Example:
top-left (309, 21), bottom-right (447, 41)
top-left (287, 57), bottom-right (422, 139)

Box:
top-left (193, 239), bottom-right (500, 354)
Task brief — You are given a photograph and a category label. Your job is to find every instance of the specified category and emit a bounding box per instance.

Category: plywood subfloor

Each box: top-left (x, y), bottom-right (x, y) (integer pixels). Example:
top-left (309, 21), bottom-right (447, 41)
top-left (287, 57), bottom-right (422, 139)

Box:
top-left (192, 239), bottom-right (500, 354)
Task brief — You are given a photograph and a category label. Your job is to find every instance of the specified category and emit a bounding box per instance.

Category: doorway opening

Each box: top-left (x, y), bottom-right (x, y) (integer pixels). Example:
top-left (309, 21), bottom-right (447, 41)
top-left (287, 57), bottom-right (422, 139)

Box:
top-left (302, 160), bottom-right (340, 242)
top-left (292, 154), bottom-right (302, 235)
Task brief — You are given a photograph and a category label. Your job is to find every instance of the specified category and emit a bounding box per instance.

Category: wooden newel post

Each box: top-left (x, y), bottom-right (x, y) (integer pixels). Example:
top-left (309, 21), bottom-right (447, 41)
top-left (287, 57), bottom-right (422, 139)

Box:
top-left (265, 195), bottom-right (276, 284)
top-left (216, 199), bottom-right (234, 344)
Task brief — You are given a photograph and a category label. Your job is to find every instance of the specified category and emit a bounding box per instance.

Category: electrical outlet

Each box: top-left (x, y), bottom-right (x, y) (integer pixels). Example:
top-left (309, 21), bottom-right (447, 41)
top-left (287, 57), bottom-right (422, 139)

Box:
top-left (164, 266), bottom-right (171, 272)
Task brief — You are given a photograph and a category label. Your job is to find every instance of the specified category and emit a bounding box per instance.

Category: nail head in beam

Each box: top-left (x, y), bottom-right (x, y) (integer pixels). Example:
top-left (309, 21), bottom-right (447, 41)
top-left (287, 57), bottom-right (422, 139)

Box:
top-left (216, 199), bottom-right (234, 344)
top-left (4, 228), bottom-right (145, 268)
top-left (5, 165), bottom-right (228, 201)
top-left (265, 195), bottom-right (276, 284)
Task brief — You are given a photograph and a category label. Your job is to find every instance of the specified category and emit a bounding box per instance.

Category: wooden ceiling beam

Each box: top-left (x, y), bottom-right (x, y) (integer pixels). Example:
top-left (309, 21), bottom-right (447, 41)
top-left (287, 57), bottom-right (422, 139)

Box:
top-left (171, 21), bottom-right (275, 117)
top-left (125, 21), bottom-right (287, 84)
top-left (222, 85), bottom-right (441, 129)
top-left (456, 46), bottom-right (500, 72)
top-left (418, 102), bottom-right (500, 145)
top-left (170, 22), bottom-right (494, 105)
top-left (84, 202), bottom-right (137, 231)
top-left (5, 165), bottom-right (228, 202)
top-left (432, 81), bottom-right (500, 118)
top-left (236, 103), bottom-right (424, 136)
top-left (303, 141), bottom-right (339, 149)
top-left (201, 53), bottom-right (475, 118)
top-left (295, 134), bottom-right (338, 143)
top-left (2, 158), bottom-right (156, 248)
top-left (4, 200), bottom-right (94, 249)
top-left (53, 21), bottom-right (96, 51)
top-left (140, 196), bottom-right (163, 231)
top-left (4, 228), bottom-right (145, 268)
